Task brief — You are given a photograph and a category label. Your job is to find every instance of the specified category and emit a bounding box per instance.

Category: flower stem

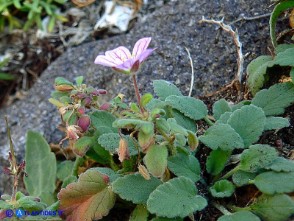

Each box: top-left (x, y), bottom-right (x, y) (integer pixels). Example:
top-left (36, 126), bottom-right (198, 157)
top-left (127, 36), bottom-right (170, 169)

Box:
top-left (212, 202), bottom-right (231, 215)
top-left (220, 165), bottom-right (240, 180)
top-left (132, 74), bottom-right (144, 113)
top-left (204, 116), bottom-right (214, 126)
top-left (72, 156), bottom-right (85, 176)
top-left (5, 116), bottom-right (18, 202)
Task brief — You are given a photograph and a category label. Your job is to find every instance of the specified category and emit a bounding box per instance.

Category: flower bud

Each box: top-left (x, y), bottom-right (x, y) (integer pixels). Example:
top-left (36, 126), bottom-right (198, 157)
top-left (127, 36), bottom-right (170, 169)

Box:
top-left (138, 164), bottom-right (150, 180)
top-left (99, 103), bottom-right (111, 110)
top-left (66, 125), bottom-right (82, 140)
top-left (77, 107), bottom-right (86, 115)
top-left (54, 84), bottom-right (74, 92)
top-left (82, 97), bottom-right (92, 107)
top-left (118, 138), bottom-right (130, 162)
top-left (77, 115), bottom-right (91, 132)
top-left (59, 107), bottom-right (67, 116)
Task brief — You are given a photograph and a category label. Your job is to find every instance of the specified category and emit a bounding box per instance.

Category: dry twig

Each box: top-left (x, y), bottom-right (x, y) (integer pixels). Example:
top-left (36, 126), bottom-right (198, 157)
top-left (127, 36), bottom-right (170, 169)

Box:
top-left (199, 17), bottom-right (244, 83)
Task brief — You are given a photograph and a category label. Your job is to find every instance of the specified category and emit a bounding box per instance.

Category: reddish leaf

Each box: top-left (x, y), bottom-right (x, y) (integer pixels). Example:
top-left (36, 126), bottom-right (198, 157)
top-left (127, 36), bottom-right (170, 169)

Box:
top-left (58, 170), bottom-right (116, 221)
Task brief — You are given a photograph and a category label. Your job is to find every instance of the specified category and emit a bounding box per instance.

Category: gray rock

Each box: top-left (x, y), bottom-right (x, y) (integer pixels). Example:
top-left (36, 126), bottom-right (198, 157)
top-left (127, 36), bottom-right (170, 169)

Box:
top-left (0, 0), bottom-right (271, 194)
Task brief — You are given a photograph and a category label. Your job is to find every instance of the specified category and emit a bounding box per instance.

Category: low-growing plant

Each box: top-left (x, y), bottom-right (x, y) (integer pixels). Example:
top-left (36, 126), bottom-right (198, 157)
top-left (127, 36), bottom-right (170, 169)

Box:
top-left (247, 0), bottom-right (294, 95)
top-left (1, 36), bottom-right (294, 221)
top-left (0, 0), bottom-right (67, 32)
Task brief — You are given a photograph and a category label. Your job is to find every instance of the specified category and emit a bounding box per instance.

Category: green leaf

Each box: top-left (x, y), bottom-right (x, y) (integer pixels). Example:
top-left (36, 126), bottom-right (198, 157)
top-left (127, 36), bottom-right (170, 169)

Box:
top-left (252, 82), bottom-right (294, 116)
top-left (17, 196), bottom-right (46, 211)
top-left (141, 93), bottom-right (153, 107)
top-left (270, 0), bottom-right (294, 47)
top-left (0, 73), bottom-right (15, 80)
top-left (210, 180), bottom-right (235, 198)
top-left (199, 123), bottom-right (244, 150)
top-left (151, 218), bottom-right (183, 221)
top-left (227, 105), bottom-right (266, 147)
top-left (73, 136), bottom-right (93, 157)
top-left (213, 99), bottom-right (232, 120)
top-left (270, 48), bottom-right (294, 67)
top-left (166, 95), bottom-right (208, 120)
top-left (24, 131), bottom-right (56, 205)
top-left (187, 130), bottom-right (198, 151)
top-left (232, 171), bottom-right (256, 187)
top-left (206, 149), bottom-right (231, 175)
top-left (57, 160), bottom-right (74, 181)
top-left (147, 177), bottom-right (207, 218)
top-left (171, 109), bottom-right (197, 132)
top-left (91, 167), bottom-right (120, 183)
top-left (239, 144), bottom-right (278, 173)
top-left (58, 170), bottom-right (115, 221)
top-left (218, 211), bottom-right (261, 221)
top-left (98, 133), bottom-right (137, 156)
top-left (290, 67), bottom-right (294, 82)
top-left (61, 175), bottom-right (77, 188)
top-left (155, 118), bottom-right (170, 134)
top-left (112, 173), bottom-right (162, 204)
top-left (246, 56), bottom-right (273, 95)
top-left (0, 200), bottom-right (13, 209)
top-left (264, 116), bottom-right (290, 130)
top-left (144, 145), bottom-right (168, 178)
top-left (167, 118), bottom-right (188, 136)
top-left (254, 171), bottom-right (294, 194)
top-left (153, 80), bottom-right (183, 100)
top-left (75, 76), bottom-right (84, 86)
top-left (250, 194), bottom-right (294, 221)
top-left (275, 44), bottom-right (294, 54)
top-left (90, 111), bottom-right (117, 132)
top-left (265, 157), bottom-right (294, 172)
top-left (168, 152), bottom-right (201, 182)
top-left (129, 205), bottom-right (149, 221)
top-left (216, 112), bottom-right (232, 124)
top-left (231, 100), bottom-right (251, 111)
top-left (54, 77), bottom-right (73, 86)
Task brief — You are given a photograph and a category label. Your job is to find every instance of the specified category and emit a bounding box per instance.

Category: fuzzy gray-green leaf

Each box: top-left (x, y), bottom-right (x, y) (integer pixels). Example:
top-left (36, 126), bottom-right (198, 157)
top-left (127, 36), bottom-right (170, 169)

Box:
top-left (199, 123), bottom-right (244, 151)
top-left (210, 180), bottom-right (235, 198)
top-left (265, 157), bottom-right (294, 172)
top-left (239, 144), bottom-right (278, 173)
top-left (24, 131), bottom-right (56, 205)
top-left (112, 173), bottom-right (162, 204)
top-left (252, 82), bottom-right (294, 116)
top-left (153, 80), bottom-right (183, 100)
top-left (264, 117), bottom-right (290, 130)
top-left (232, 171), bottom-right (256, 187)
top-left (227, 105), bottom-right (266, 147)
top-left (168, 152), bottom-right (201, 182)
top-left (218, 211), bottom-right (261, 221)
top-left (147, 177), bottom-right (207, 218)
top-left (247, 55), bottom-right (273, 95)
top-left (213, 99), bottom-right (232, 120)
top-left (250, 194), bottom-right (294, 221)
top-left (166, 95), bottom-right (207, 120)
top-left (206, 149), bottom-right (231, 175)
top-left (254, 171), bottom-right (294, 194)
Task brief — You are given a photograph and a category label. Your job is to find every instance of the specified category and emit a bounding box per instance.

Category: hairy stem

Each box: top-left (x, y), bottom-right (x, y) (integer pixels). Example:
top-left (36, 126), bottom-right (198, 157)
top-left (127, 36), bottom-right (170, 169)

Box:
top-left (132, 74), bottom-right (144, 113)
top-left (220, 165), bottom-right (240, 180)
top-left (72, 156), bottom-right (85, 176)
top-left (5, 116), bottom-right (18, 202)
top-left (212, 202), bottom-right (232, 215)
top-left (204, 116), bottom-right (214, 126)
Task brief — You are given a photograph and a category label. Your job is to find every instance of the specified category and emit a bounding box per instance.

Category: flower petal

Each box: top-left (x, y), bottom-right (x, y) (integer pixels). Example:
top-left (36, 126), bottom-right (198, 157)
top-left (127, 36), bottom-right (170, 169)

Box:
top-left (94, 55), bottom-right (120, 67)
top-left (132, 37), bottom-right (152, 59)
top-left (106, 46), bottom-right (132, 62)
top-left (115, 58), bottom-right (135, 72)
top-left (137, 48), bottom-right (155, 63)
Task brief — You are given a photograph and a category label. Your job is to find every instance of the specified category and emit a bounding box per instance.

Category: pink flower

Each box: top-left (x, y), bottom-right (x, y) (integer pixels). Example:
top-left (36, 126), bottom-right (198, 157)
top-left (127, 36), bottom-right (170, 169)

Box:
top-left (94, 37), bottom-right (154, 74)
